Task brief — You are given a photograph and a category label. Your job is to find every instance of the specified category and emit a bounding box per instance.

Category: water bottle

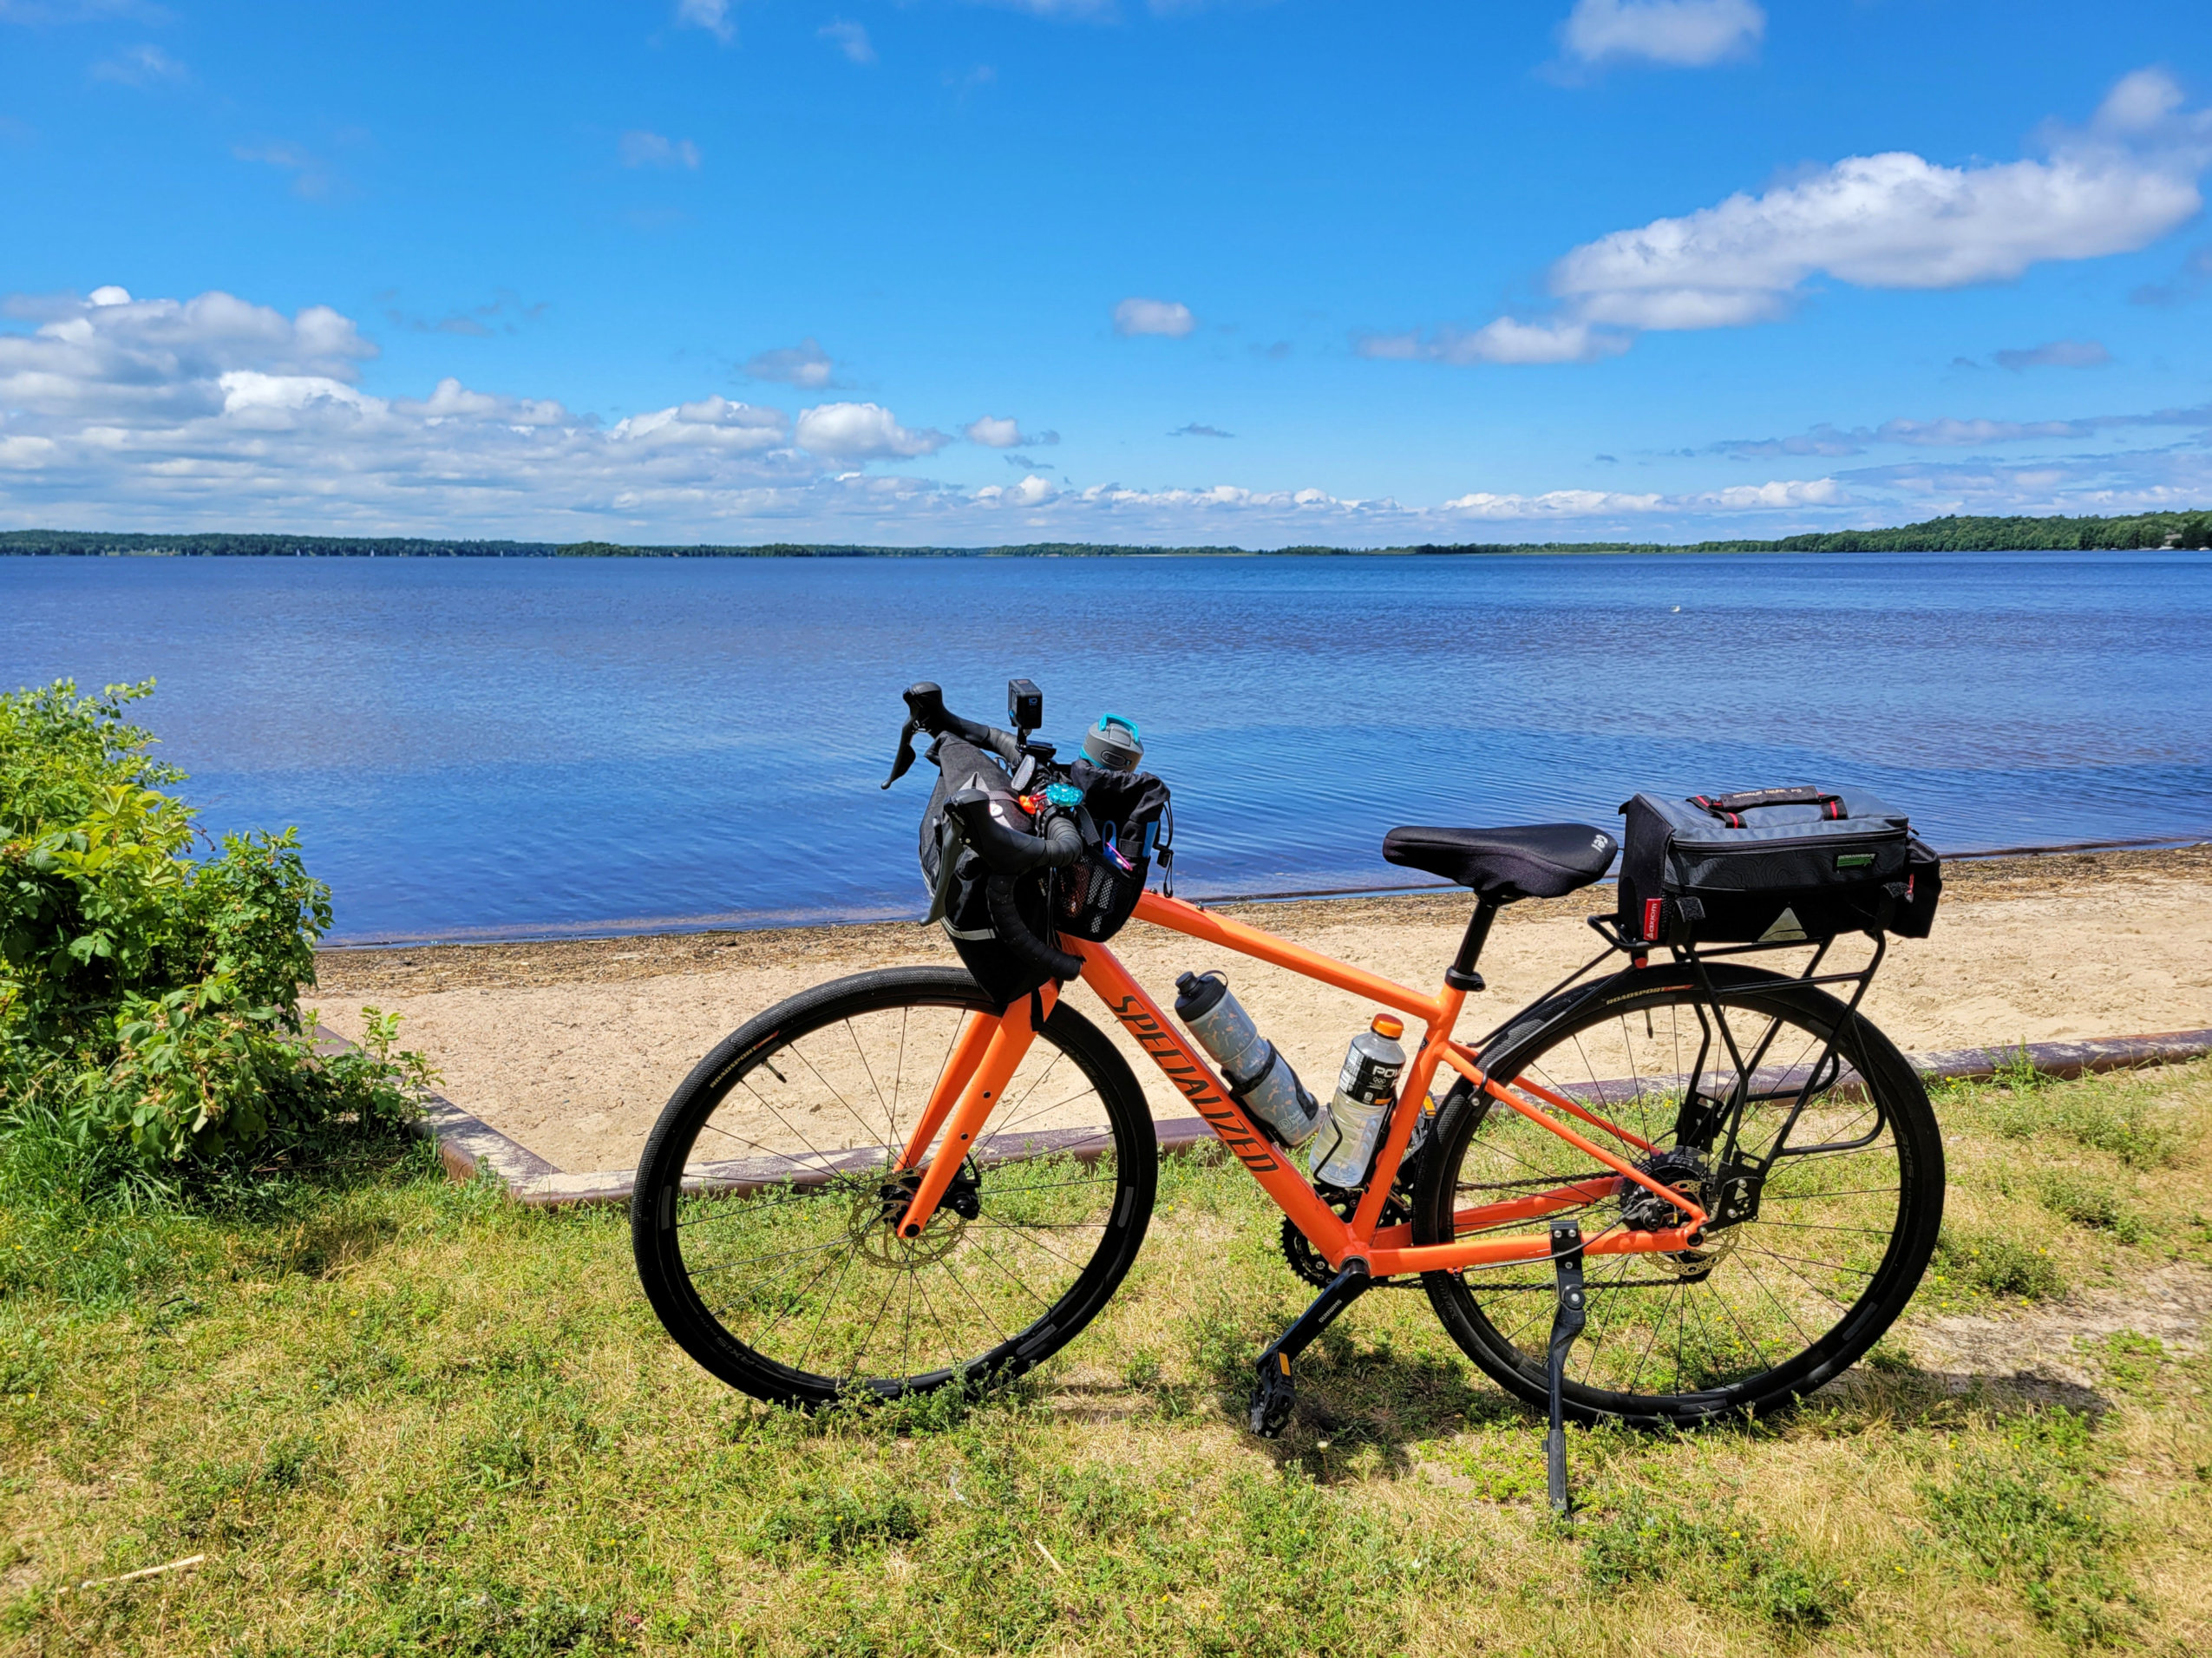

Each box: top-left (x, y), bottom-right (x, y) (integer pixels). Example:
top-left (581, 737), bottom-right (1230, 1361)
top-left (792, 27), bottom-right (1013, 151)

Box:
top-left (1173, 971), bottom-right (1328, 1148)
top-left (1083, 713), bottom-right (1143, 772)
top-left (1312, 1015), bottom-right (1408, 1189)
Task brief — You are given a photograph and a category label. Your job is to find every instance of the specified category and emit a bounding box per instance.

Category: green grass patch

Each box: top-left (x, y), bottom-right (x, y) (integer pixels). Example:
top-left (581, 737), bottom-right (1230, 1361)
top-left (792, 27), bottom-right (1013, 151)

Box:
top-left (1580, 1493), bottom-right (1855, 1634)
top-left (0, 1061), bottom-right (2207, 1653)
top-left (1934, 1225), bottom-right (2066, 1301)
top-left (1921, 1411), bottom-right (2143, 1649)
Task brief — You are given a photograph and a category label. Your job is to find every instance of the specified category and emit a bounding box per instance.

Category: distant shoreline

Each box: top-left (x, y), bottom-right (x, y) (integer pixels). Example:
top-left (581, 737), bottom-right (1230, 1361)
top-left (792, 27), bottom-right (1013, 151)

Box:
top-left (5, 508), bottom-right (2210, 560)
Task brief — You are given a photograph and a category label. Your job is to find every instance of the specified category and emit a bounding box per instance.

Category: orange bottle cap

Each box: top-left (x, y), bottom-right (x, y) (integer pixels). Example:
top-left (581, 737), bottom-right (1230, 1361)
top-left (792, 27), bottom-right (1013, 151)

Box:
top-left (1371, 1014), bottom-right (1404, 1039)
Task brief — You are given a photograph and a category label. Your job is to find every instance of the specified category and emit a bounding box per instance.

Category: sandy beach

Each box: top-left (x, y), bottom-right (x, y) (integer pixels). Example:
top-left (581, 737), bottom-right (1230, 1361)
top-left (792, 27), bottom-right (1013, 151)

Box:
top-left (311, 844), bottom-right (2212, 1176)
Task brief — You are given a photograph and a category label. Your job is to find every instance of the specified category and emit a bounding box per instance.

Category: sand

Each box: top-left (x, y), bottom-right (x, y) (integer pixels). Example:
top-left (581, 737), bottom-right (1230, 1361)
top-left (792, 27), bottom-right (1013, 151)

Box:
top-left (312, 845), bottom-right (2212, 1176)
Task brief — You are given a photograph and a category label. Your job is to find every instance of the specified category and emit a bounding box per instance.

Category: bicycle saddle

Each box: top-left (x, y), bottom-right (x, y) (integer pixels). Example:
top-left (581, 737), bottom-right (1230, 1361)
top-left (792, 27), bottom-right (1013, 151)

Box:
top-left (1381, 822), bottom-right (1617, 902)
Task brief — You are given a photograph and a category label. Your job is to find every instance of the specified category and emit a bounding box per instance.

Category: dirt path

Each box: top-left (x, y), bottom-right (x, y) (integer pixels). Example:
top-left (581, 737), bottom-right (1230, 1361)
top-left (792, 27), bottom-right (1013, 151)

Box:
top-left (313, 845), bottom-right (2212, 1175)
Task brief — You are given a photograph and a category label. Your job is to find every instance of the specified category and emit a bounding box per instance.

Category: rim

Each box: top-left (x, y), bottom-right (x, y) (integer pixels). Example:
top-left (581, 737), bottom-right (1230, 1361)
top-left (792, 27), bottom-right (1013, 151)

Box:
top-left (662, 988), bottom-right (1136, 1393)
top-left (1437, 985), bottom-right (1921, 1412)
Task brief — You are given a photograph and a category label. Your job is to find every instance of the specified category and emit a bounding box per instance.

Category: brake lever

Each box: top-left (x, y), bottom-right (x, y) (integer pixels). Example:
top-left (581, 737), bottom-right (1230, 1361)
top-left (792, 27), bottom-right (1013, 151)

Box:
top-left (880, 718), bottom-right (921, 789)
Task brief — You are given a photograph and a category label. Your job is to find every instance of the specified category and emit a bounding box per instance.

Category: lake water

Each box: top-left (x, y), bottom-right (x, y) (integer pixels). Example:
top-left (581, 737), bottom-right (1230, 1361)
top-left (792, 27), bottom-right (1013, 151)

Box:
top-left (4, 552), bottom-right (2208, 945)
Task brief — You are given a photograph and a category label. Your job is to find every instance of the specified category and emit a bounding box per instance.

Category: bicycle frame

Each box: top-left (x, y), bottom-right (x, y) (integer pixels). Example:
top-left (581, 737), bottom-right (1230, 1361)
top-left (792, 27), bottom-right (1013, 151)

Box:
top-left (894, 888), bottom-right (1708, 1273)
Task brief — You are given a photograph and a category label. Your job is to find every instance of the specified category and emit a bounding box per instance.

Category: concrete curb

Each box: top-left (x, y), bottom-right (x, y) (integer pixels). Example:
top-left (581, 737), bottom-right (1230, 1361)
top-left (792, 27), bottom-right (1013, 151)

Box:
top-left (346, 1022), bottom-right (2212, 1210)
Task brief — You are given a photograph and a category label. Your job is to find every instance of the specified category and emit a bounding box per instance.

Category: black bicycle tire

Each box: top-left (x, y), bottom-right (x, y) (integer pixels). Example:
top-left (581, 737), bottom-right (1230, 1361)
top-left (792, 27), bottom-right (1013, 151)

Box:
top-left (632, 966), bottom-right (1157, 1407)
top-left (1414, 963), bottom-right (1942, 1425)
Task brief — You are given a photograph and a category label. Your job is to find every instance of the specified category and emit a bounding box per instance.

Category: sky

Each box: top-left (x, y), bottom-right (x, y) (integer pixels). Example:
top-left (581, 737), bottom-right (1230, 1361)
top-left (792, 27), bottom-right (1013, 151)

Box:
top-left (3, 0), bottom-right (2212, 547)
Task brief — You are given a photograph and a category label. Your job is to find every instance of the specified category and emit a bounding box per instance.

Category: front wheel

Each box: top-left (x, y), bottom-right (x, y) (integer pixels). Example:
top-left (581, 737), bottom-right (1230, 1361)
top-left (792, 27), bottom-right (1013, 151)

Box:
top-left (632, 967), bottom-right (1156, 1407)
top-left (1414, 965), bottom-right (1943, 1425)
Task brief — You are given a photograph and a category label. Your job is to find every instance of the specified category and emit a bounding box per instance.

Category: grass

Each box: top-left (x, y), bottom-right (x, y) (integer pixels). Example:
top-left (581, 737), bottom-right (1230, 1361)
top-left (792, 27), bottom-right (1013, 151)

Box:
top-left (2, 1058), bottom-right (2209, 1655)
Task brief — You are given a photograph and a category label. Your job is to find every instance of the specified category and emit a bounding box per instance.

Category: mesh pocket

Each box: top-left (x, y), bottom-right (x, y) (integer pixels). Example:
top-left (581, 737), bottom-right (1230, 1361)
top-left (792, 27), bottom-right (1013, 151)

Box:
top-left (1056, 847), bottom-right (1147, 943)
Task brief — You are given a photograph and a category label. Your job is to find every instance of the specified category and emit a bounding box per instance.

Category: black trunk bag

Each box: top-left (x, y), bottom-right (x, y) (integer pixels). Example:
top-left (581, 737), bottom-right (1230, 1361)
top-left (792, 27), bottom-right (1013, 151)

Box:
top-left (1616, 785), bottom-right (1941, 947)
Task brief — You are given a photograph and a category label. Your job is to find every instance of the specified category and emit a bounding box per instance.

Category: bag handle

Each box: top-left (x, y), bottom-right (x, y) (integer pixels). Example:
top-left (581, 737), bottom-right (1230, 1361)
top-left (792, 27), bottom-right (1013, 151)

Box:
top-left (1689, 787), bottom-right (1845, 828)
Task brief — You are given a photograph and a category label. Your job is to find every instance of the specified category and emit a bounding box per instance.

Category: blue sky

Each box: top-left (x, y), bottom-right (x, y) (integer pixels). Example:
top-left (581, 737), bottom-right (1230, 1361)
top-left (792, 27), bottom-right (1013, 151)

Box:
top-left (3, 0), bottom-right (2211, 544)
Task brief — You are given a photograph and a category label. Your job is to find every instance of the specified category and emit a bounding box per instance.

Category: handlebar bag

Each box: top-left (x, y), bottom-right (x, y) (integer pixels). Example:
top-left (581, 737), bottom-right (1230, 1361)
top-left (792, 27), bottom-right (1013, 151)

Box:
top-left (1616, 787), bottom-right (1941, 947)
top-left (1053, 762), bottom-right (1171, 946)
top-left (918, 737), bottom-right (1057, 1005)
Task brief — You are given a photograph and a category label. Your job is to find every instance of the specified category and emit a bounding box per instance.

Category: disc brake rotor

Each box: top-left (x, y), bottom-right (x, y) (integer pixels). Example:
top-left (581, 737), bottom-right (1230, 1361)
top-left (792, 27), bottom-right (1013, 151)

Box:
top-left (851, 1168), bottom-right (978, 1268)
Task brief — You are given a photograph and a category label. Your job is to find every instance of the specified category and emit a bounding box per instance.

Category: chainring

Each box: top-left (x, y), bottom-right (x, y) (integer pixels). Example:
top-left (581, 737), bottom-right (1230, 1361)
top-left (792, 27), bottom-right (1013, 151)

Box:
top-left (1280, 1192), bottom-right (1408, 1288)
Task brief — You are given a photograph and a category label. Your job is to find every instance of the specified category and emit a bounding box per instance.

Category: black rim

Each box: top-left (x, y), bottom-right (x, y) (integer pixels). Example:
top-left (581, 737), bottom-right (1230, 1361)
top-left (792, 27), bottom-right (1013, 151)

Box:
top-left (1421, 972), bottom-right (1938, 1420)
top-left (636, 972), bottom-right (1152, 1402)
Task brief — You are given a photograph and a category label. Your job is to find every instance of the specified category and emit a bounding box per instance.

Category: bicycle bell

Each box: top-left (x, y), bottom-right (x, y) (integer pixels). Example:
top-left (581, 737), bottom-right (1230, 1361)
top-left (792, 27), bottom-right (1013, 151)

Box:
top-left (1082, 713), bottom-right (1142, 771)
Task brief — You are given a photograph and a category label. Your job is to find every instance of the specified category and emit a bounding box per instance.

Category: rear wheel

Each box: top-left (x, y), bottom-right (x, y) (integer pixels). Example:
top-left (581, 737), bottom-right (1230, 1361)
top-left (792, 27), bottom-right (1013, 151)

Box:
top-left (632, 967), bottom-right (1156, 1406)
top-left (1413, 965), bottom-right (1942, 1425)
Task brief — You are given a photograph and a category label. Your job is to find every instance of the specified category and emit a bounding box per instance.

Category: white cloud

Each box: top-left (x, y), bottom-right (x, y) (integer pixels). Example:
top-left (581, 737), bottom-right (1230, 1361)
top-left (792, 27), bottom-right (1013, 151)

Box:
top-left (794, 402), bottom-right (950, 460)
top-left (965, 416), bottom-right (1023, 448)
top-left (1437, 478), bottom-right (1840, 517)
top-left (743, 338), bottom-right (835, 388)
top-left (1561, 0), bottom-right (1763, 68)
top-left (1993, 338), bottom-right (2111, 370)
top-left (618, 130), bottom-right (701, 170)
top-left (975, 474), bottom-right (1058, 507)
top-left (14, 281), bottom-right (2202, 547)
top-left (1112, 297), bottom-right (1196, 337)
top-left (1358, 318), bottom-right (1627, 365)
top-left (819, 19), bottom-right (874, 62)
top-left (0, 288), bottom-right (375, 420)
top-left (90, 43), bottom-right (187, 85)
top-left (675, 0), bottom-right (733, 42)
top-left (964, 416), bottom-right (1058, 449)
top-left (1396, 68), bottom-right (2212, 364)
top-left (232, 141), bottom-right (339, 201)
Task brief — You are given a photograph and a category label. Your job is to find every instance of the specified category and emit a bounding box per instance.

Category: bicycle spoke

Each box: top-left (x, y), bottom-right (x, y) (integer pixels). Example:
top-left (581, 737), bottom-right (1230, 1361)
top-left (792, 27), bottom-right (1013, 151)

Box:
top-left (1433, 979), bottom-right (1926, 1415)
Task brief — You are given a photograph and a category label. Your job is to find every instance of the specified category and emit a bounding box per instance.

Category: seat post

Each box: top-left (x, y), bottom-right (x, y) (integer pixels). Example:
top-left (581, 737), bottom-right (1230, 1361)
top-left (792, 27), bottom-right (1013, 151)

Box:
top-left (1445, 897), bottom-right (1500, 992)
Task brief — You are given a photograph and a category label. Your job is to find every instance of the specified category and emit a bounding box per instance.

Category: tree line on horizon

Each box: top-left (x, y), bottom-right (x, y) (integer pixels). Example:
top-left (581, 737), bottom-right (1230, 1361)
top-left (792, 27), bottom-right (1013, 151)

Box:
top-left (3, 509), bottom-right (2209, 560)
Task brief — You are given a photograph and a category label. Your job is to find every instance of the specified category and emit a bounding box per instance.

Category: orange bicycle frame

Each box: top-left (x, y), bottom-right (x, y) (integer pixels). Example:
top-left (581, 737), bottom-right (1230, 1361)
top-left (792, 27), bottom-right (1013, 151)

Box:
top-left (895, 888), bottom-right (1705, 1268)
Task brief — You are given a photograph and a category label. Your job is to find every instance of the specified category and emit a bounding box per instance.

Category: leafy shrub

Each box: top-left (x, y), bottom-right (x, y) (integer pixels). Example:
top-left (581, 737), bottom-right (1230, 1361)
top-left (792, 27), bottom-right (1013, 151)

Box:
top-left (1, 679), bottom-right (429, 1172)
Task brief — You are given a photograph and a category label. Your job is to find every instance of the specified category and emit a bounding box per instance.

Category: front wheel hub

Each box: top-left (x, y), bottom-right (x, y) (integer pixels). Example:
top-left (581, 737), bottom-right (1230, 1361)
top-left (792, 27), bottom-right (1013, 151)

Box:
top-left (857, 1167), bottom-right (979, 1267)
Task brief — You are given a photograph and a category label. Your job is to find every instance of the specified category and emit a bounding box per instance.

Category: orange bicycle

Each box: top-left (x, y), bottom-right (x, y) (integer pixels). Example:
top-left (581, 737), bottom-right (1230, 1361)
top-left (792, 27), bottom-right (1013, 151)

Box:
top-left (633, 680), bottom-right (1943, 1505)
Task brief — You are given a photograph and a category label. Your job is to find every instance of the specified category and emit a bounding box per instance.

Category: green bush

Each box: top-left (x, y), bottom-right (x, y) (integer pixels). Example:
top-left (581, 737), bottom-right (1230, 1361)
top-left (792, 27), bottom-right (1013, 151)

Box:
top-left (0, 679), bottom-right (429, 1172)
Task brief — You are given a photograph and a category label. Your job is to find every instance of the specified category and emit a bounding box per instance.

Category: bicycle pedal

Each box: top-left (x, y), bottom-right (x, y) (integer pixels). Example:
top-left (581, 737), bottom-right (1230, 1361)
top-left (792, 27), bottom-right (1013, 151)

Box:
top-left (1248, 1352), bottom-right (1297, 1438)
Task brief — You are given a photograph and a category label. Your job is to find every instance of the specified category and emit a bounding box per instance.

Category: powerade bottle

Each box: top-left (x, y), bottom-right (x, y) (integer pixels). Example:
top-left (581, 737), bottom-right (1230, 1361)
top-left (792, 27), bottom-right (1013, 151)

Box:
top-left (1173, 972), bottom-right (1328, 1148)
top-left (1312, 1015), bottom-right (1408, 1189)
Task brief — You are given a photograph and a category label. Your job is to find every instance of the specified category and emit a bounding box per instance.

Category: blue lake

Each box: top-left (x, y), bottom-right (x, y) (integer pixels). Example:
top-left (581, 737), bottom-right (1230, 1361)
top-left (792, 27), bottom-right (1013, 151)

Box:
top-left (4, 551), bottom-right (2208, 945)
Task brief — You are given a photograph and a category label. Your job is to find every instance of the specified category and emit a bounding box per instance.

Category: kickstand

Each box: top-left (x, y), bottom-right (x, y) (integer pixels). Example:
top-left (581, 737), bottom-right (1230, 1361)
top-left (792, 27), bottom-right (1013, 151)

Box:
top-left (1248, 1259), bottom-right (1372, 1438)
top-left (1545, 1222), bottom-right (1587, 1517)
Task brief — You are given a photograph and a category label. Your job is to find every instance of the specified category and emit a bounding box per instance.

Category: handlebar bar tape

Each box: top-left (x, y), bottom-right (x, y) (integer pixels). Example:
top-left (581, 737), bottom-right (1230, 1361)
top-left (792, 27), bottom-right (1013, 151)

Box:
top-left (905, 683), bottom-right (1024, 768)
top-left (985, 872), bottom-right (1083, 983)
top-left (943, 789), bottom-right (1084, 871)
